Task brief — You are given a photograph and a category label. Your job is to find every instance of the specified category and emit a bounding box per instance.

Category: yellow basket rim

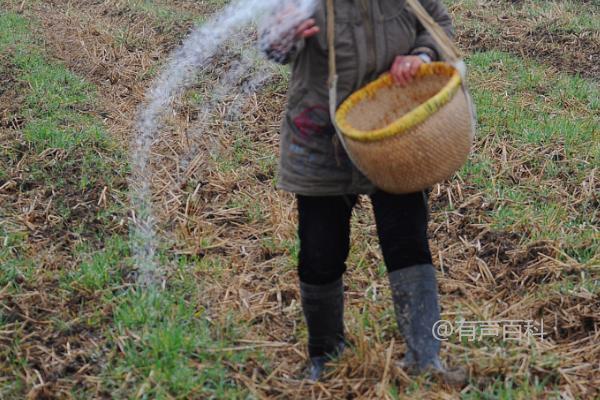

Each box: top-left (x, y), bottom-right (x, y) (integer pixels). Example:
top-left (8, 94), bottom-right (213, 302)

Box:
top-left (335, 62), bottom-right (462, 142)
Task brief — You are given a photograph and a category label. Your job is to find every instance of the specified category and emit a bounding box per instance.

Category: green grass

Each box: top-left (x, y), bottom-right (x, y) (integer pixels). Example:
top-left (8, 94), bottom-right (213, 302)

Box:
top-left (104, 289), bottom-right (252, 399)
top-left (115, 0), bottom-right (229, 25)
top-left (126, 0), bottom-right (194, 22)
top-left (523, 0), bottom-right (599, 33)
top-left (0, 12), bottom-right (125, 200)
top-left (3, 15), bottom-right (106, 152)
top-left (60, 236), bottom-right (131, 292)
top-left (534, 271), bottom-right (600, 300)
top-left (459, 376), bottom-right (558, 400)
top-left (0, 12), bottom-right (126, 398)
top-left (0, 230), bottom-right (34, 289)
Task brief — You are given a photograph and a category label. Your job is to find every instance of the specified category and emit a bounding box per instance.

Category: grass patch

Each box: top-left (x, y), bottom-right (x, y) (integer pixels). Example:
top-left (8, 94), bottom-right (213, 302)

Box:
top-left (460, 51), bottom-right (598, 263)
top-left (116, 0), bottom-right (228, 25)
top-left (0, 11), bottom-right (129, 286)
top-left (459, 375), bottom-right (558, 399)
top-left (1, 12), bottom-right (256, 397)
top-left (61, 235), bottom-right (131, 292)
top-left (104, 288), bottom-right (252, 398)
top-left (2, 14), bottom-right (107, 152)
top-left (0, 11), bottom-right (130, 398)
top-left (449, 0), bottom-right (599, 34)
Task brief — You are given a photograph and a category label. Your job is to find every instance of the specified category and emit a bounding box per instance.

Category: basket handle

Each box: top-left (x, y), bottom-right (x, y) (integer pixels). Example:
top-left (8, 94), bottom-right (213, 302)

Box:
top-left (326, 0), bottom-right (337, 119)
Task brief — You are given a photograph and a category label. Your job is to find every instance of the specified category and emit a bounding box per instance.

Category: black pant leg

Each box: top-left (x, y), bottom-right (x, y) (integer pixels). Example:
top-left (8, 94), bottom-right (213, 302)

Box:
top-left (297, 194), bottom-right (357, 285)
top-left (370, 190), bottom-right (433, 273)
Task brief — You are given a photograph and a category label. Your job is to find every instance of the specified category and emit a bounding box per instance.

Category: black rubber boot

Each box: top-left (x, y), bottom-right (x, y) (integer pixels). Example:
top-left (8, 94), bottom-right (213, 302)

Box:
top-left (300, 278), bottom-right (345, 381)
top-left (389, 264), bottom-right (467, 385)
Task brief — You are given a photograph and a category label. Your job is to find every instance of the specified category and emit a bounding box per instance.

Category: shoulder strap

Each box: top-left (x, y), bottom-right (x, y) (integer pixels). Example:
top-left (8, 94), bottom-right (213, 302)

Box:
top-left (326, 0), bottom-right (336, 86)
top-left (404, 0), bottom-right (476, 128)
top-left (326, 0), bottom-right (338, 120)
top-left (404, 0), bottom-right (461, 63)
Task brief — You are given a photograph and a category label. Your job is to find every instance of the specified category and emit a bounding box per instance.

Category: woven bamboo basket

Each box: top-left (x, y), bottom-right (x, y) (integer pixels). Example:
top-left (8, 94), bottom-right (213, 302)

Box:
top-left (334, 62), bottom-right (474, 194)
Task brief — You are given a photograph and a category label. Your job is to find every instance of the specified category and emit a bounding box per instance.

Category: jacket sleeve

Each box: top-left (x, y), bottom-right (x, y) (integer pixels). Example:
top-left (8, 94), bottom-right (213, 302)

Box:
top-left (409, 0), bottom-right (454, 62)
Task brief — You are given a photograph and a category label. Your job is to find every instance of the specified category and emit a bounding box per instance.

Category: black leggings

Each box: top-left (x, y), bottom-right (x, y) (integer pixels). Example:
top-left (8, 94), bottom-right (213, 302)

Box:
top-left (297, 190), bottom-right (432, 285)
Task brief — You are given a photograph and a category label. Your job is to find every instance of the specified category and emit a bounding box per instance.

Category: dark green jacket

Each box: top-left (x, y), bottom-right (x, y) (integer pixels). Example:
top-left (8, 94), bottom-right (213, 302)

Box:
top-left (277, 0), bottom-right (453, 195)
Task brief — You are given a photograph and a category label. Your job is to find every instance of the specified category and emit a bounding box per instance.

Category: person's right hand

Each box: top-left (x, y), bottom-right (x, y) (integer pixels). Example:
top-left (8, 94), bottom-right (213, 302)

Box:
top-left (294, 18), bottom-right (320, 39)
top-left (390, 55), bottom-right (423, 87)
top-left (260, 13), bottom-right (319, 64)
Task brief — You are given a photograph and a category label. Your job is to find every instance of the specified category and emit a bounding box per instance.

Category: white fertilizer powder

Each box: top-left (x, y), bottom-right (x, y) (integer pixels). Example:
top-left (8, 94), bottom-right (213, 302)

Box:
top-left (131, 0), bottom-right (317, 285)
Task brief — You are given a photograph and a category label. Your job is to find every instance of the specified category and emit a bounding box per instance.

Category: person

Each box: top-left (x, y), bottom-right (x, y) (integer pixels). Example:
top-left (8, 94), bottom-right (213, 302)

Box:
top-left (260, 0), bottom-right (463, 383)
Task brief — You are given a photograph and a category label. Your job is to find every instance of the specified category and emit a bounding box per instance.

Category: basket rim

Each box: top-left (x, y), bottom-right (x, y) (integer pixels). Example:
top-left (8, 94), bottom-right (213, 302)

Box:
top-left (335, 62), bottom-right (462, 142)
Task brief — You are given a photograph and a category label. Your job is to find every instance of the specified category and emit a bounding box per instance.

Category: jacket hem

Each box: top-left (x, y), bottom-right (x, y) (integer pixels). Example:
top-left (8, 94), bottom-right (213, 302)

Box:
top-left (276, 181), bottom-right (376, 197)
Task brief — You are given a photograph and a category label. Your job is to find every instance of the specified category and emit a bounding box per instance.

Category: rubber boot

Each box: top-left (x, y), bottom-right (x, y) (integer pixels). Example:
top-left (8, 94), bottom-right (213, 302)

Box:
top-left (300, 278), bottom-right (345, 381)
top-left (388, 264), bottom-right (467, 385)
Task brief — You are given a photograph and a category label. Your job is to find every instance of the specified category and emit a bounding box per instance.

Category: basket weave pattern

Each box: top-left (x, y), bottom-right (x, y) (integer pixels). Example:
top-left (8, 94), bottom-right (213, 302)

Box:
top-left (335, 63), bottom-right (474, 193)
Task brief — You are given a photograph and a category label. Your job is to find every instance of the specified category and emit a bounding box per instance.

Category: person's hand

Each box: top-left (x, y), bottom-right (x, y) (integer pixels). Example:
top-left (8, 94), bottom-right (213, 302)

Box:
top-left (294, 18), bottom-right (320, 39)
top-left (390, 55), bottom-right (423, 87)
top-left (260, 17), bottom-right (319, 64)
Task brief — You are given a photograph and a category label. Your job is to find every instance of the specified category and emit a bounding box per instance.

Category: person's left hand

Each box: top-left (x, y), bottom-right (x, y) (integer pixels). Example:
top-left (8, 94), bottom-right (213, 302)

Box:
top-left (390, 55), bottom-right (423, 87)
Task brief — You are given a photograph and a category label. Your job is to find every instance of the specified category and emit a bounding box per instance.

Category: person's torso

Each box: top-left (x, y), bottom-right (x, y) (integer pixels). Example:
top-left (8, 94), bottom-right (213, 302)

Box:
top-left (287, 0), bottom-right (418, 116)
top-left (278, 0), bottom-right (422, 195)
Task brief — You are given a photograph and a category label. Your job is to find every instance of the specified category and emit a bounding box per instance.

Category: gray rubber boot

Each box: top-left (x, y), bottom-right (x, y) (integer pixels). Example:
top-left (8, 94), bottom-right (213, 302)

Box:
top-left (300, 278), bottom-right (345, 381)
top-left (388, 264), bottom-right (443, 371)
top-left (389, 264), bottom-right (468, 386)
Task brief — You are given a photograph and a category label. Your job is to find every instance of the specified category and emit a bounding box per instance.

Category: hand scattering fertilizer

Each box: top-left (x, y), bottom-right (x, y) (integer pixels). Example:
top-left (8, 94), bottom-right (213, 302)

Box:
top-left (131, 0), bottom-right (317, 283)
top-left (259, 0), bottom-right (311, 63)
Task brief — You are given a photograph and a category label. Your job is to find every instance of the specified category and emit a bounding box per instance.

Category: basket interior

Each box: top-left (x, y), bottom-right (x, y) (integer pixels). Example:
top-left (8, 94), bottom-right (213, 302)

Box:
top-left (344, 73), bottom-right (452, 132)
